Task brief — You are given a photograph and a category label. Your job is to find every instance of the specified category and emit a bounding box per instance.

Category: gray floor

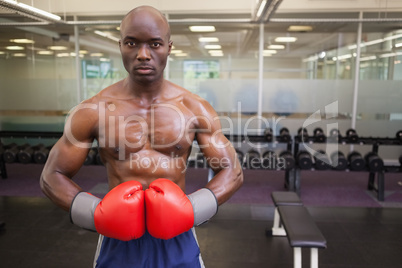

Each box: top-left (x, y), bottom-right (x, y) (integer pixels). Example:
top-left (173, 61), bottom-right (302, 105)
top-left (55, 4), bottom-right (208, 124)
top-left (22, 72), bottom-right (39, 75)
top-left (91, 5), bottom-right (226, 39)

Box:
top-left (1, 196), bottom-right (402, 267)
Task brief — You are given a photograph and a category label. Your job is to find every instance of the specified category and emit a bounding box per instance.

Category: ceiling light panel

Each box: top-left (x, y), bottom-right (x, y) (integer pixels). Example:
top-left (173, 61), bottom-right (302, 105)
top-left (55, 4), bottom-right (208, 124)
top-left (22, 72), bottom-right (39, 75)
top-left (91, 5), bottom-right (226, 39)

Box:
top-left (48, 46), bottom-right (68, 50)
top-left (90, 53), bottom-right (104, 57)
top-left (0, 0), bottom-right (61, 22)
top-left (10, 39), bottom-right (35, 44)
top-left (189, 26), bottom-right (216, 32)
top-left (37, 50), bottom-right (54, 55)
top-left (6, 46), bottom-right (24, 50)
top-left (275, 37), bottom-right (297, 42)
top-left (288, 25), bottom-right (313, 32)
top-left (209, 50), bottom-right (223, 55)
top-left (198, 37), bottom-right (219, 42)
top-left (204, 45), bottom-right (221, 49)
top-left (268, 44), bottom-right (284, 49)
top-left (256, 0), bottom-right (267, 18)
top-left (13, 53), bottom-right (26, 57)
top-left (263, 49), bottom-right (277, 54)
top-left (170, 50), bottom-right (183, 54)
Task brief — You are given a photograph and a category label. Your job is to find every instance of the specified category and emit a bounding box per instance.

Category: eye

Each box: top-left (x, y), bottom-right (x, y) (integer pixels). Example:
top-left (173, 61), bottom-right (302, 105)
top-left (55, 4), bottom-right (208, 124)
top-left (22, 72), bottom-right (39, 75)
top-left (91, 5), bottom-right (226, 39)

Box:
top-left (151, 42), bottom-right (161, 48)
top-left (125, 41), bottom-right (136, 47)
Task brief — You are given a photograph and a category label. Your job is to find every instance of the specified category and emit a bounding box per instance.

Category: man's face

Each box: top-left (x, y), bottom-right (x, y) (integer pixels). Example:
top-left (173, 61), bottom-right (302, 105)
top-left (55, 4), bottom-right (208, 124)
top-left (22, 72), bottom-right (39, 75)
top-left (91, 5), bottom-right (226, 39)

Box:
top-left (119, 10), bottom-right (172, 84)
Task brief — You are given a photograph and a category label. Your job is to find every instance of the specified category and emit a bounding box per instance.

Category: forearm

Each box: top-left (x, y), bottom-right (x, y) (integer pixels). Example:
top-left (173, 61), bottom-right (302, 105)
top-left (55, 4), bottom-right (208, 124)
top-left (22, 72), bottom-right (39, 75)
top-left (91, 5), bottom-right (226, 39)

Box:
top-left (40, 136), bottom-right (91, 211)
top-left (40, 170), bottom-right (82, 211)
top-left (205, 164), bottom-right (243, 205)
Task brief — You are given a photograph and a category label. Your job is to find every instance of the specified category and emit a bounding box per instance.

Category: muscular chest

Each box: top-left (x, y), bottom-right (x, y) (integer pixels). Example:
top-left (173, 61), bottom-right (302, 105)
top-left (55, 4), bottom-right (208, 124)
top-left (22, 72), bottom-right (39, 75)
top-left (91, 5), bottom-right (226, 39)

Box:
top-left (97, 101), bottom-right (196, 157)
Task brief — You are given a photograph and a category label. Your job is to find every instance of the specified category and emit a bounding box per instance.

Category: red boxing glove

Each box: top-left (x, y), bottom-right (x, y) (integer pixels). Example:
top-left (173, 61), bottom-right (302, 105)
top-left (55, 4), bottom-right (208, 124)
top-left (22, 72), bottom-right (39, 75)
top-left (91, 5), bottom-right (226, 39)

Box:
top-left (145, 178), bottom-right (194, 240)
top-left (94, 181), bottom-right (145, 241)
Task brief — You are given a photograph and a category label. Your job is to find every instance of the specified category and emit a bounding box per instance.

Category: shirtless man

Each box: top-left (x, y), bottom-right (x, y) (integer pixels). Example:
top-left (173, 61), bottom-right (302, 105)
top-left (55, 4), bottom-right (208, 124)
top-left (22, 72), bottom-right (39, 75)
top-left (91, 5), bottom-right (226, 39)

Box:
top-left (40, 5), bottom-right (243, 268)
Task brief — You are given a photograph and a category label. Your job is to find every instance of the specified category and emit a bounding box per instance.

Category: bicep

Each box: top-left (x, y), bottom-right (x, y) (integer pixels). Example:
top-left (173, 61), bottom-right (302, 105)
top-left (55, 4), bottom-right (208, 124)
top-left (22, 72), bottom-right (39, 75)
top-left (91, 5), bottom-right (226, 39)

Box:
top-left (197, 131), bottom-right (237, 170)
top-left (191, 97), bottom-right (237, 169)
top-left (195, 109), bottom-right (239, 172)
top-left (40, 108), bottom-right (96, 210)
top-left (46, 135), bottom-right (92, 178)
top-left (47, 104), bottom-right (96, 177)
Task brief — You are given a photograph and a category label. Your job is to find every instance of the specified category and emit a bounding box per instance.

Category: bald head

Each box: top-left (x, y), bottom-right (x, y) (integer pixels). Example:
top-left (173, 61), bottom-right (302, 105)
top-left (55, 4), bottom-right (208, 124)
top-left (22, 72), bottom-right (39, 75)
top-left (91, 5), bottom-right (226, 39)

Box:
top-left (118, 5), bottom-right (173, 84)
top-left (120, 6), bottom-right (171, 40)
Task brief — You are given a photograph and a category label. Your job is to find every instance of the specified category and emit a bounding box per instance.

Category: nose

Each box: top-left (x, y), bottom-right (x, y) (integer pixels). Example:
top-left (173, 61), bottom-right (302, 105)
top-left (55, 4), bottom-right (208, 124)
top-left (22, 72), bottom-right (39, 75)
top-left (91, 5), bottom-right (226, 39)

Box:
top-left (137, 44), bottom-right (151, 61)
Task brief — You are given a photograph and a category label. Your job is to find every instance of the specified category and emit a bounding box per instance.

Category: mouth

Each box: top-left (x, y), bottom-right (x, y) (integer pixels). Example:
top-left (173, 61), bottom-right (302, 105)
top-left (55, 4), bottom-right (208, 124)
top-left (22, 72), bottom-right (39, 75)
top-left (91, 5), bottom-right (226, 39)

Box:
top-left (135, 65), bottom-right (154, 75)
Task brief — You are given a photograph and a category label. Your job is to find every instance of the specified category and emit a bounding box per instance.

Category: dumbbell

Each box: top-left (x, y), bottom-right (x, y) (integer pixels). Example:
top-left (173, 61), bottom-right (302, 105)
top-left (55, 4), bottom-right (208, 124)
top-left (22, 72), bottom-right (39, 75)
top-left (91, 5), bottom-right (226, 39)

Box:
top-left (18, 144), bottom-right (48, 164)
top-left (297, 150), bottom-right (313, 170)
top-left (348, 151), bottom-right (365, 171)
top-left (314, 150), bottom-right (331, 170)
top-left (264, 128), bottom-right (273, 142)
top-left (17, 144), bottom-right (37, 164)
top-left (3, 143), bottom-right (19, 163)
top-left (329, 128), bottom-right (342, 142)
top-left (33, 144), bottom-right (50, 164)
top-left (261, 150), bottom-right (276, 170)
top-left (313, 128), bottom-right (326, 143)
top-left (364, 152), bottom-right (384, 172)
top-left (279, 151), bottom-right (295, 170)
top-left (330, 151), bottom-right (348, 170)
top-left (84, 148), bottom-right (97, 165)
top-left (297, 127), bottom-right (309, 142)
top-left (346, 129), bottom-right (359, 143)
top-left (246, 150), bottom-right (261, 169)
top-left (279, 127), bottom-right (291, 143)
top-left (396, 130), bottom-right (402, 142)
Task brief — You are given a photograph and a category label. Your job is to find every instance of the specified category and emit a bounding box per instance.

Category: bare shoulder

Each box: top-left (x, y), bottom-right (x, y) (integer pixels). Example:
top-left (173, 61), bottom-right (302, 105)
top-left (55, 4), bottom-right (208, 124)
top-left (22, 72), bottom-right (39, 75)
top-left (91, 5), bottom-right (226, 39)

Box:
top-left (165, 81), bottom-right (219, 132)
top-left (92, 80), bottom-right (125, 101)
top-left (65, 81), bottom-right (124, 137)
top-left (166, 81), bottom-right (216, 117)
top-left (73, 80), bottom-right (124, 112)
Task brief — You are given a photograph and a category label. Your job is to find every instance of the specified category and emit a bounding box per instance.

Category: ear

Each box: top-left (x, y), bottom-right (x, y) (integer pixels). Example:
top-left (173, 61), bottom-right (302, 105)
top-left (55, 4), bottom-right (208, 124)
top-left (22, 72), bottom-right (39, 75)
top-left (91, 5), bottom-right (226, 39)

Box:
top-left (167, 40), bottom-right (173, 55)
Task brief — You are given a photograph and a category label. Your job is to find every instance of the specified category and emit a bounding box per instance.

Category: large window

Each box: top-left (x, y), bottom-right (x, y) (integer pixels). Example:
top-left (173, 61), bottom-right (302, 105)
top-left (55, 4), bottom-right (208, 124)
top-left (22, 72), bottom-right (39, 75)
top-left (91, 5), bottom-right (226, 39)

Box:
top-left (0, 10), bottom-right (401, 137)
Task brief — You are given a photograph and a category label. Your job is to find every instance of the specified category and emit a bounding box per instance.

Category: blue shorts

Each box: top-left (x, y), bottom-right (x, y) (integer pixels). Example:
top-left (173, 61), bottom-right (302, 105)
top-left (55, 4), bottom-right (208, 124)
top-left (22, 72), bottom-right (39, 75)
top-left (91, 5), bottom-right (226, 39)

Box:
top-left (93, 229), bottom-right (205, 268)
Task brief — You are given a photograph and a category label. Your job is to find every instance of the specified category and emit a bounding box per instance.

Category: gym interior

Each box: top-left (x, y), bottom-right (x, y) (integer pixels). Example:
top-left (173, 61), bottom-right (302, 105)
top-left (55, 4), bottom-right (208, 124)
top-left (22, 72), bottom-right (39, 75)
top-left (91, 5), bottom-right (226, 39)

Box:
top-left (1, 0), bottom-right (402, 267)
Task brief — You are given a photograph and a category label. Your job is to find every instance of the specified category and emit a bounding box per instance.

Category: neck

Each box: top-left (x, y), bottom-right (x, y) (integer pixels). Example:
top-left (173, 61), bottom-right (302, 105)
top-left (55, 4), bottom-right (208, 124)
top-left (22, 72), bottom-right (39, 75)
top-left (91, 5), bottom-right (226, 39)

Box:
top-left (124, 77), bottom-right (166, 104)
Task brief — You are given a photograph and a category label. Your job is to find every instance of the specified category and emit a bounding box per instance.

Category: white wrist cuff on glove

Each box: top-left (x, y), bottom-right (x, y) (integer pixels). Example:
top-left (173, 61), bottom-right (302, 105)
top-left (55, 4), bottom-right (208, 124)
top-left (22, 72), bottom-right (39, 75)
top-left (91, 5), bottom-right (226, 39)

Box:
top-left (70, 192), bottom-right (101, 231)
top-left (188, 188), bottom-right (218, 226)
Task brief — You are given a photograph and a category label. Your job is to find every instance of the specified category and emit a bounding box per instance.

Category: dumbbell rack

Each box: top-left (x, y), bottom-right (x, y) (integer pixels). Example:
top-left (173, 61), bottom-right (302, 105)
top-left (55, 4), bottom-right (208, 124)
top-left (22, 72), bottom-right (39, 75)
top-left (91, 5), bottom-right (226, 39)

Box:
top-left (293, 135), bottom-right (402, 201)
top-left (369, 138), bottom-right (402, 201)
top-left (224, 134), bottom-right (295, 190)
top-left (0, 131), bottom-right (63, 179)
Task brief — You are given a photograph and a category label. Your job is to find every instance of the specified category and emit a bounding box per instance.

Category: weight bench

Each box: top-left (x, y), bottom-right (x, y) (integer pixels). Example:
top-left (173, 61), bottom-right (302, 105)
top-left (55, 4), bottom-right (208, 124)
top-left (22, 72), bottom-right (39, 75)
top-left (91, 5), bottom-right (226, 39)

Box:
top-left (269, 191), bottom-right (303, 236)
top-left (268, 192), bottom-right (327, 268)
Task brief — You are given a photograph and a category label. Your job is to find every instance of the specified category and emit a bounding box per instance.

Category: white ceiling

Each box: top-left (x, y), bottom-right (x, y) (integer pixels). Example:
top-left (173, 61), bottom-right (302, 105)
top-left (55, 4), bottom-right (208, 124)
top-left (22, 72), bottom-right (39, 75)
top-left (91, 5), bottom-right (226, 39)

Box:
top-left (3, 0), bottom-right (402, 16)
